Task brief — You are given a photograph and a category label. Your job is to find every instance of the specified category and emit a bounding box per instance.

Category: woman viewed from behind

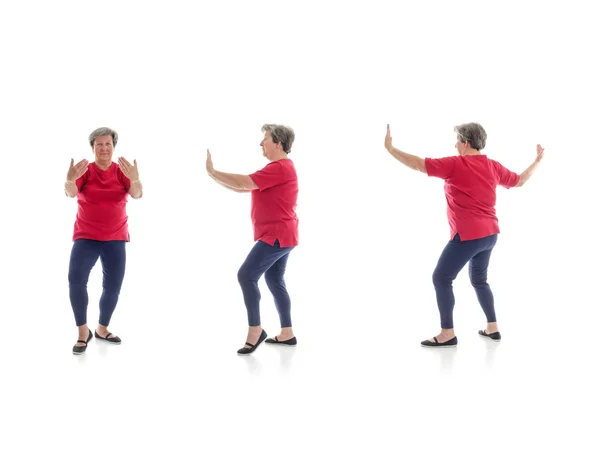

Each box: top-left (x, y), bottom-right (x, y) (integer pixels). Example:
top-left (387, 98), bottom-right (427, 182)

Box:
top-left (384, 123), bottom-right (544, 346)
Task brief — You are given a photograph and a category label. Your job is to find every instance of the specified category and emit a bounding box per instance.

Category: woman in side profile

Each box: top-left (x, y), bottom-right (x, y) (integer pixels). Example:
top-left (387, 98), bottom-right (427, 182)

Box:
top-left (65, 127), bottom-right (143, 355)
top-left (206, 124), bottom-right (299, 355)
top-left (384, 123), bottom-right (544, 347)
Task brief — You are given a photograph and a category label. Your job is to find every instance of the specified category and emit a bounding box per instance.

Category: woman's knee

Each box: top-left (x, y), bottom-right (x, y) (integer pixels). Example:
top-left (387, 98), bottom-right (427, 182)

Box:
top-left (237, 264), bottom-right (257, 285)
top-left (265, 271), bottom-right (285, 291)
top-left (470, 275), bottom-right (488, 288)
top-left (469, 267), bottom-right (488, 286)
top-left (432, 270), bottom-right (450, 287)
top-left (101, 284), bottom-right (123, 297)
top-left (68, 269), bottom-right (89, 286)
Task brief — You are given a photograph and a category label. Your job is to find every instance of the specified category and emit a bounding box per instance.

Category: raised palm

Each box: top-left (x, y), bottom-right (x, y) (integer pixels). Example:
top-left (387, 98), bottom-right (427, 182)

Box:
top-left (536, 144), bottom-right (545, 162)
top-left (67, 159), bottom-right (89, 182)
top-left (384, 124), bottom-right (393, 151)
top-left (206, 149), bottom-right (214, 174)
top-left (118, 157), bottom-right (140, 181)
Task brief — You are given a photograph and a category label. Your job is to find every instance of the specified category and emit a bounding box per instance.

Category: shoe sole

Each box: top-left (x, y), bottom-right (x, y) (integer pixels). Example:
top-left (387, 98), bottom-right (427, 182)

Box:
top-left (237, 347), bottom-right (263, 355)
top-left (264, 342), bottom-right (297, 346)
top-left (96, 339), bottom-right (121, 345)
top-left (237, 343), bottom-right (267, 355)
top-left (421, 344), bottom-right (457, 348)
top-left (479, 336), bottom-right (501, 342)
top-left (73, 339), bottom-right (91, 355)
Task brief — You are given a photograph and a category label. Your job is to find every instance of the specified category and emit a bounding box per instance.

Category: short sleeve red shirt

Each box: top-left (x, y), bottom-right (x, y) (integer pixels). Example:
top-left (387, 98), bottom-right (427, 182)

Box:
top-left (425, 155), bottom-right (520, 241)
top-left (248, 159), bottom-right (299, 247)
top-left (73, 162), bottom-right (131, 241)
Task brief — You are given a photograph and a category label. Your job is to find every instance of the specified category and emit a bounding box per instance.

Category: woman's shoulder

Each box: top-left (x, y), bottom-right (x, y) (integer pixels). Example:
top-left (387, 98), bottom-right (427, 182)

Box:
top-left (279, 158), bottom-right (297, 175)
top-left (267, 158), bottom-right (296, 171)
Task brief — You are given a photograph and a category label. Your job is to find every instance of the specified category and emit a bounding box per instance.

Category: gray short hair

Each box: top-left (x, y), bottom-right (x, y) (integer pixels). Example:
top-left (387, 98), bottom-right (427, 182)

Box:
top-left (88, 127), bottom-right (118, 147)
top-left (261, 124), bottom-right (295, 154)
top-left (454, 123), bottom-right (487, 150)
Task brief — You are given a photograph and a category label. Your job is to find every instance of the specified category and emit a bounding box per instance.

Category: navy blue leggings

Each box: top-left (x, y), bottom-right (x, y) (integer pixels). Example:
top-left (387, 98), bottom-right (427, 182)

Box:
top-left (68, 239), bottom-right (126, 327)
top-left (432, 233), bottom-right (498, 329)
top-left (238, 240), bottom-right (294, 328)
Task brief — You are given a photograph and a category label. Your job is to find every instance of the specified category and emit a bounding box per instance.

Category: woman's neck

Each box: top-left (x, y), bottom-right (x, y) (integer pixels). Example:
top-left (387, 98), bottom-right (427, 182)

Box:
top-left (95, 160), bottom-right (112, 170)
top-left (269, 151), bottom-right (289, 162)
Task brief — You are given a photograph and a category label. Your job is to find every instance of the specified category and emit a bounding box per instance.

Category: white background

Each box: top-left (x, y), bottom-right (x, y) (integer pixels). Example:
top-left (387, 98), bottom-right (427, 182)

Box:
top-left (1, 0), bottom-right (598, 448)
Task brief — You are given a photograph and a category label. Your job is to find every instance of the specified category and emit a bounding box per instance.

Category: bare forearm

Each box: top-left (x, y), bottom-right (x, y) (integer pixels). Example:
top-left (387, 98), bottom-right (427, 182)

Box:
top-left (129, 180), bottom-right (143, 199)
top-left (64, 180), bottom-right (78, 197)
top-left (210, 170), bottom-right (256, 190)
top-left (516, 160), bottom-right (541, 187)
top-left (211, 175), bottom-right (248, 193)
top-left (387, 146), bottom-right (426, 173)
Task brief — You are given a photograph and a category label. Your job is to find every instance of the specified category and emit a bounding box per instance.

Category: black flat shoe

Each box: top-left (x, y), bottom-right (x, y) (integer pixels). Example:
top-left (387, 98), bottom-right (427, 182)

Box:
top-left (479, 330), bottom-right (501, 341)
top-left (421, 336), bottom-right (458, 347)
top-left (265, 336), bottom-right (297, 346)
top-left (94, 330), bottom-right (122, 345)
top-left (237, 330), bottom-right (268, 355)
top-left (73, 329), bottom-right (93, 355)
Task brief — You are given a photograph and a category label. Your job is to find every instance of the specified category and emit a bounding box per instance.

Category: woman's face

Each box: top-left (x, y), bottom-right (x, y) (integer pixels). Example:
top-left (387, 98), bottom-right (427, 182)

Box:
top-left (260, 131), bottom-right (280, 159)
top-left (92, 135), bottom-right (114, 163)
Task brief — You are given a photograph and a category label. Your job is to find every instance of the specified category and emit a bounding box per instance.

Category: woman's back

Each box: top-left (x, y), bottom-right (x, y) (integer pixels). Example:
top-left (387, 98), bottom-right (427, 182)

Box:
top-left (425, 155), bottom-right (520, 240)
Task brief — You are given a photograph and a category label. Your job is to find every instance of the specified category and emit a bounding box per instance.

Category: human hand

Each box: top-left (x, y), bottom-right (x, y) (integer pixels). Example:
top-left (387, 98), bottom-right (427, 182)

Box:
top-left (206, 149), bottom-right (214, 174)
top-left (67, 158), bottom-right (89, 182)
top-left (385, 124), bottom-right (393, 151)
top-left (118, 157), bottom-right (139, 181)
top-left (535, 144), bottom-right (545, 163)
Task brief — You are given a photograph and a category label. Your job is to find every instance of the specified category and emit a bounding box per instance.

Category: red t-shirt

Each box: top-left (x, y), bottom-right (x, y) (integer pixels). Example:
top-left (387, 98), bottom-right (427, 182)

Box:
top-left (425, 155), bottom-right (520, 241)
top-left (73, 162), bottom-right (131, 241)
top-left (248, 159), bottom-right (299, 247)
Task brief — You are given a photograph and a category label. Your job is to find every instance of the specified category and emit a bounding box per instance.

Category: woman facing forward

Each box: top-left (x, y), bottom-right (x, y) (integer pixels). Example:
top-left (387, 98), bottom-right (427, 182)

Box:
top-left (65, 127), bottom-right (143, 354)
top-left (384, 123), bottom-right (544, 347)
top-left (206, 124), bottom-right (299, 355)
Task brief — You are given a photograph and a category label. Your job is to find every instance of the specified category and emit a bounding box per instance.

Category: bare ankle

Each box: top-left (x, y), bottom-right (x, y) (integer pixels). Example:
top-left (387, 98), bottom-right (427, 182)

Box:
top-left (440, 328), bottom-right (455, 338)
top-left (247, 326), bottom-right (262, 336)
top-left (486, 322), bottom-right (499, 333)
top-left (280, 327), bottom-right (294, 338)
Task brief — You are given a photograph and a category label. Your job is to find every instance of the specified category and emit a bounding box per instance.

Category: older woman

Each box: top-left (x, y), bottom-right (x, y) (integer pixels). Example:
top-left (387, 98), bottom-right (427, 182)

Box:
top-left (66, 127), bottom-right (143, 355)
top-left (206, 124), bottom-right (299, 355)
top-left (384, 123), bottom-right (544, 347)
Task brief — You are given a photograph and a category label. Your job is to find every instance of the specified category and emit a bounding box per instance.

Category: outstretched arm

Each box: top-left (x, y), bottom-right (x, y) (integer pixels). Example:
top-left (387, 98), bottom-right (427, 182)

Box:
top-left (384, 125), bottom-right (426, 173)
top-left (213, 179), bottom-right (251, 193)
top-left (515, 144), bottom-right (544, 187)
top-left (206, 150), bottom-right (257, 191)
